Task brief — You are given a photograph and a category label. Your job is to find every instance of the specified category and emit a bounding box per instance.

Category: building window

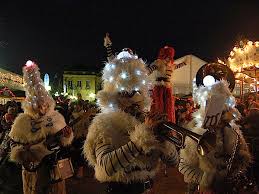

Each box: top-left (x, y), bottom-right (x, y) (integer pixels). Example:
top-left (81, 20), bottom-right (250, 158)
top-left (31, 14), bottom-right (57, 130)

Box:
top-left (68, 80), bottom-right (73, 89)
top-left (77, 80), bottom-right (82, 88)
top-left (86, 80), bottom-right (91, 89)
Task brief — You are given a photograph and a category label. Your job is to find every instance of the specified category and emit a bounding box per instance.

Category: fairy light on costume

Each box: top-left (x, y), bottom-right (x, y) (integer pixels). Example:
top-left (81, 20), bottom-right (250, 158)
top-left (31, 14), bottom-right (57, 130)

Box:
top-left (100, 49), bottom-right (151, 112)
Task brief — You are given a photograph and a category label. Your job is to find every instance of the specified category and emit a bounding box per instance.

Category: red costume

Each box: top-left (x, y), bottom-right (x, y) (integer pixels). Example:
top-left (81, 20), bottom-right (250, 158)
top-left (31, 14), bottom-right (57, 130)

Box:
top-left (148, 46), bottom-right (176, 123)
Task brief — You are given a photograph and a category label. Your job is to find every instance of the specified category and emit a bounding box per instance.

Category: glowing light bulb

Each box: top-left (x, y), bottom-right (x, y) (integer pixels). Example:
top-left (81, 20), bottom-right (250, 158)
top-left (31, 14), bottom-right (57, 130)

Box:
top-left (26, 60), bottom-right (33, 67)
top-left (135, 70), bottom-right (141, 75)
top-left (120, 87), bottom-right (125, 91)
top-left (134, 87), bottom-right (139, 91)
top-left (111, 64), bottom-right (116, 69)
top-left (248, 41), bottom-right (253, 46)
top-left (109, 76), bottom-right (113, 82)
top-left (203, 75), bottom-right (216, 87)
top-left (142, 80), bottom-right (146, 85)
top-left (120, 72), bottom-right (127, 79)
top-left (109, 103), bottom-right (113, 108)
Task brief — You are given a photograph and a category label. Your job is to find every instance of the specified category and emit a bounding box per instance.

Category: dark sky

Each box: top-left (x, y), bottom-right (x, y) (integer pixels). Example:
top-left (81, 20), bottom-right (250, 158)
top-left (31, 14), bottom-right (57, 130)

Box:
top-left (1, 0), bottom-right (259, 78)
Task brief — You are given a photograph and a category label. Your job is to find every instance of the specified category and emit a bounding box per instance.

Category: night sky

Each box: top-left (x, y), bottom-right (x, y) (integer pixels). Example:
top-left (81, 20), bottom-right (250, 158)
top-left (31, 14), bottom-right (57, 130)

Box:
top-left (1, 0), bottom-right (259, 78)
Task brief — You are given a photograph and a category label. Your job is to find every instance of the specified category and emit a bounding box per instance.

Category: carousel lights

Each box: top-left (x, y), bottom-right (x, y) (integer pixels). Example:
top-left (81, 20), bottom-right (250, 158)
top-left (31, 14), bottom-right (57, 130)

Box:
top-left (248, 41), bottom-right (253, 46)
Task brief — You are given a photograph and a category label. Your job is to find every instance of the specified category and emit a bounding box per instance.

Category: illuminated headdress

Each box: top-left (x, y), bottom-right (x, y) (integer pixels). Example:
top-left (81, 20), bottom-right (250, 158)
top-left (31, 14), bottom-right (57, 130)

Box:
top-left (97, 49), bottom-right (151, 112)
top-left (22, 60), bottom-right (55, 117)
top-left (192, 63), bottom-right (240, 127)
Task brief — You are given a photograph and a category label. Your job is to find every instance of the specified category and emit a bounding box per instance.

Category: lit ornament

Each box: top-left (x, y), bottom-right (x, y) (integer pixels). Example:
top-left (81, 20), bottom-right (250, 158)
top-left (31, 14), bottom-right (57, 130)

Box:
top-left (203, 75), bottom-right (216, 87)
top-left (109, 76), bottom-right (114, 82)
top-left (135, 70), bottom-right (141, 75)
top-left (120, 72), bottom-right (127, 79)
top-left (111, 64), bottom-right (116, 69)
top-left (134, 87), bottom-right (139, 91)
top-left (105, 65), bottom-right (111, 71)
top-left (26, 60), bottom-right (33, 67)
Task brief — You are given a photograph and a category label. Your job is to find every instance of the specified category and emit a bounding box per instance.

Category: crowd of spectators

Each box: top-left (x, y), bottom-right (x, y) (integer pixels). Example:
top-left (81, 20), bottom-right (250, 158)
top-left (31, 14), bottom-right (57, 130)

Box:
top-left (0, 93), bottom-right (258, 192)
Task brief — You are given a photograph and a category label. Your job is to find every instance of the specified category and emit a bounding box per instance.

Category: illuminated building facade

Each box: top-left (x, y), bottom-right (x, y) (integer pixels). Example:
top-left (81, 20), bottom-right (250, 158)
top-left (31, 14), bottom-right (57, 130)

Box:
top-left (63, 70), bottom-right (101, 101)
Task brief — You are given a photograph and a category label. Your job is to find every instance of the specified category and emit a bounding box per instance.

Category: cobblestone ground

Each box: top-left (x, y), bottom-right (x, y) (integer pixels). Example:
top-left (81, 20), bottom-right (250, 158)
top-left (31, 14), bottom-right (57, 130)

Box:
top-left (66, 166), bottom-right (186, 194)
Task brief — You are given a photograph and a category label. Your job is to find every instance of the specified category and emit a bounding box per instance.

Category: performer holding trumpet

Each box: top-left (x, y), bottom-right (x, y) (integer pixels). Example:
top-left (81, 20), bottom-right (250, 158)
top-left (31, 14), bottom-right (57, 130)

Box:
top-left (177, 63), bottom-right (252, 194)
top-left (83, 48), bottom-right (179, 194)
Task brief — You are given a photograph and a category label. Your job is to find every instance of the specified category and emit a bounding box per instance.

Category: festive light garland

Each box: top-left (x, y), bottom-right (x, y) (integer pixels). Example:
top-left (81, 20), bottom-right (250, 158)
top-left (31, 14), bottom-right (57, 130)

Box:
top-left (0, 87), bottom-right (15, 97)
top-left (0, 71), bottom-right (24, 88)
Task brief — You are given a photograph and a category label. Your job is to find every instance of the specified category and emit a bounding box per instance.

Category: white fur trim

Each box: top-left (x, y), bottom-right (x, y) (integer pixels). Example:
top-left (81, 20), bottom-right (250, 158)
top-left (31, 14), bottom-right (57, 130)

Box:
top-left (9, 111), bottom-right (73, 163)
top-left (83, 111), bottom-right (166, 183)
top-left (9, 113), bottom-right (46, 144)
top-left (129, 123), bottom-right (158, 154)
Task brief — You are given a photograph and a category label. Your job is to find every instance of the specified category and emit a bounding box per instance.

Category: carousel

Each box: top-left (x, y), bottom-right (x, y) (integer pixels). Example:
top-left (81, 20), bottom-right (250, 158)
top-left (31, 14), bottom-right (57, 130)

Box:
top-left (219, 40), bottom-right (259, 100)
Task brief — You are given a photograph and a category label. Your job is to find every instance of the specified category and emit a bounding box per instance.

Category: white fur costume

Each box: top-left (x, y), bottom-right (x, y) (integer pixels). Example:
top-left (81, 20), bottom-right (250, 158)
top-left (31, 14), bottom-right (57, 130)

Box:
top-left (178, 81), bottom-right (251, 192)
top-left (83, 51), bottom-right (179, 185)
top-left (9, 61), bottom-right (73, 194)
top-left (9, 109), bottom-right (73, 165)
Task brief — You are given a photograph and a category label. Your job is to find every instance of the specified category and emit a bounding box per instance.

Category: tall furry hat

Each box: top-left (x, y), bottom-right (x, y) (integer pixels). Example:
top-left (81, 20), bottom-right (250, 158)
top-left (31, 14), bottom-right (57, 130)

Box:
top-left (97, 49), bottom-right (151, 112)
top-left (22, 60), bottom-right (55, 118)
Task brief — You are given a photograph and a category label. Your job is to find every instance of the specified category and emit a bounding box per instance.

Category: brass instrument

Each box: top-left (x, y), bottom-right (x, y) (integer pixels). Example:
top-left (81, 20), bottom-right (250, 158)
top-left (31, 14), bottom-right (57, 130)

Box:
top-left (159, 122), bottom-right (216, 156)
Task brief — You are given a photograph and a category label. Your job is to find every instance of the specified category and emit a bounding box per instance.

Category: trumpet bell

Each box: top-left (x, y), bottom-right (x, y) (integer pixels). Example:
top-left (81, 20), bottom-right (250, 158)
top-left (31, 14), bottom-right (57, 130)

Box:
top-left (197, 130), bottom-right (216, 156)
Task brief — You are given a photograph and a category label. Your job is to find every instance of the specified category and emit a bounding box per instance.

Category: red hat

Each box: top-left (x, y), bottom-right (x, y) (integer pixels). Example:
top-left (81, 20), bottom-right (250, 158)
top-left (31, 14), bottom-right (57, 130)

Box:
top-left (157, 46), bottom-right (175, 61)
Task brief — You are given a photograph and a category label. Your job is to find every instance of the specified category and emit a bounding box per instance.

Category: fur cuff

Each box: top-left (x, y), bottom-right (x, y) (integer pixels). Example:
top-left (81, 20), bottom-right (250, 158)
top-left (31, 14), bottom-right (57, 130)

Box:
top-left (10, 142), bottom-right (53, 164)
top-left (129, 123), bottom-right (158, 154)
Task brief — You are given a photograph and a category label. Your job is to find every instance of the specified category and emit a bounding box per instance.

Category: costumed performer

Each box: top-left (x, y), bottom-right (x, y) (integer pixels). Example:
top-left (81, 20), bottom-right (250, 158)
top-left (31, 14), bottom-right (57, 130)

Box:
top-left (83, 49), bottom-right (179, 194)
top-left (9, 60), bottom-right (73, 194)
top-left (178, 63), bottom-right (252, 194)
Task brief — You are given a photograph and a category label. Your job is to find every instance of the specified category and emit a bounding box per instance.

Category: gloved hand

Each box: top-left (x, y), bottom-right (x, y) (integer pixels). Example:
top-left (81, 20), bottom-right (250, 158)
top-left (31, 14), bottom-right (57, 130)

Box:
top-left (144, 112), bottom-right (167, 141)
top-left (104, 33), bottom-right (112, 47)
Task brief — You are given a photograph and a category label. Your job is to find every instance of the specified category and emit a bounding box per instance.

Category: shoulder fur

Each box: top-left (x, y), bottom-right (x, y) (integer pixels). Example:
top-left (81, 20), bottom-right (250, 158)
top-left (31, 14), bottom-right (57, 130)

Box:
top-left (9, 113), bottom-right (45, 144)
top-left (83, 111), bottom-right (138, 166)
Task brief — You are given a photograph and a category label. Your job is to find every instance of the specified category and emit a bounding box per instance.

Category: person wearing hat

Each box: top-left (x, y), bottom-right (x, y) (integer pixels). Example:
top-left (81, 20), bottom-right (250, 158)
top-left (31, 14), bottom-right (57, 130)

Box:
top-left (148, 46), bottom-right (176, 123)
top-left (83, 50), bottom-right (179, 194)
top-left (178, 63), bottom-right (252, 194)
top-left (9, 61), bottom-right (73, 194)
